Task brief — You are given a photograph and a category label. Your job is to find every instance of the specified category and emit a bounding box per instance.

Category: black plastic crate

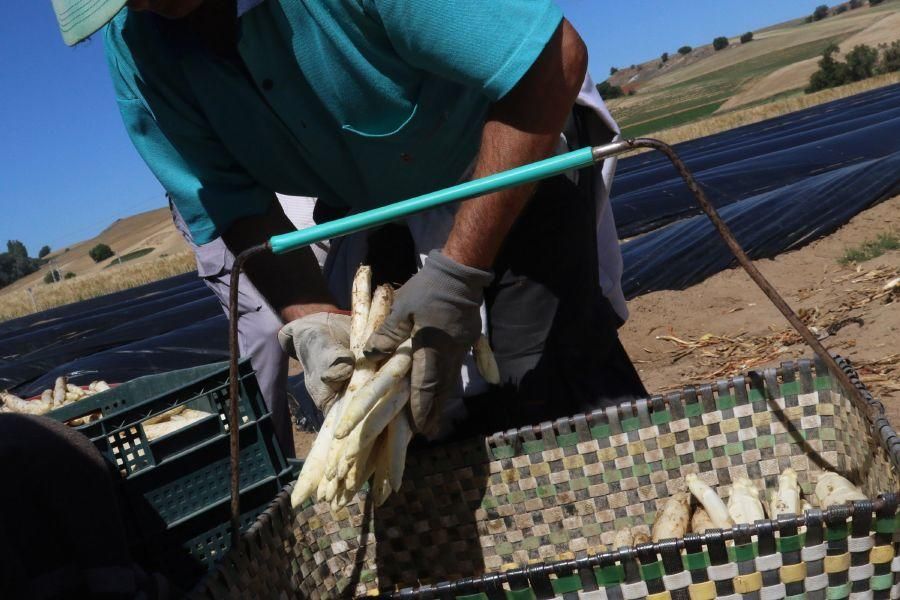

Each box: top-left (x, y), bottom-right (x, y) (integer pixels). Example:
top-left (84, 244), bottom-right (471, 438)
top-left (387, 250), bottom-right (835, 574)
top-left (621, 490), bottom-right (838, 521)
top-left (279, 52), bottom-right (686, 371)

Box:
top-left (46, 361), bottom-right (291, 587)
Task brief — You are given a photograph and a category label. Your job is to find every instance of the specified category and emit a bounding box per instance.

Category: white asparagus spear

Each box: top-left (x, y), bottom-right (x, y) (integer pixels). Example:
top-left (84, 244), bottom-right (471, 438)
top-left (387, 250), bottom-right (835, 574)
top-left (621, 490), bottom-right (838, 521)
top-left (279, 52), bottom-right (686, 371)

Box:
top-left (727, 478), bottom-right (766, 525)
top-left (370, 430), bottom-right (393, 507)
top-left (349, 265), bottom-right (372, 359)
top-left (686, 474), bottom-right (733, 529)
top-left (321, 270), bottom-right (379, 473)
top-left (41, 389), bottom-right (53, 404)
top-left (333, 378), bottom-right (410, 480)
top-left (90, 380), bottom-right (111, 393)
top-left (53, 376), bottom-right (67, 407)
top-left (66, 383), bottom-right (85, 398)
top-left (473, 335), bottom-right (500, 385)
top-left (387, 412), bottom-right (414, 493)
top-left (0, 392), bottom-right (53, 415)
top-left (343, 285), bottom-right (394, 398)
top-left (291, 396), bottom-right (346, 507)
top-left (651, 492), bottom-right (691, 541)
top-left (333, 339), bottom-right (412, 439)
top-left (815, 472), bottom-right (866, 508)
top-left (362, 285), bottom-right (393, 348)
top-left (770, 468), bottom-right (801, 517)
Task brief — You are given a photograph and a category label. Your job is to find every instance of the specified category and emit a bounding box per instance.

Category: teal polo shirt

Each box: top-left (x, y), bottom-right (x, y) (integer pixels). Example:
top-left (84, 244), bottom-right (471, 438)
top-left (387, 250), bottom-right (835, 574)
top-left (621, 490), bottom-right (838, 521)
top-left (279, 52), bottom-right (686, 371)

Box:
top-left (105, 0), bottom-right (564, 244)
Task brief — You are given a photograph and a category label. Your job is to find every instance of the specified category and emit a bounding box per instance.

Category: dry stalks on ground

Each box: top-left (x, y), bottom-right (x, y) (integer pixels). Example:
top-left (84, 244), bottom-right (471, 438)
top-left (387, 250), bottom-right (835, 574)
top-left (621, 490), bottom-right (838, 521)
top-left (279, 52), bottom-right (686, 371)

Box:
top-left (0, 251), bottom-right (196, 322)
top-left (649, 266), bottom-right (899, 398)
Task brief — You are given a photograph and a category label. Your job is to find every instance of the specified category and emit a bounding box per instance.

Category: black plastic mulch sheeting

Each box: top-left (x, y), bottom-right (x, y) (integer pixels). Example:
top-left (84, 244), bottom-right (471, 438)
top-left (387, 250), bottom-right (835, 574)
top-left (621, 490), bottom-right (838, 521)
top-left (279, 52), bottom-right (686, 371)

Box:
top-left (16, 315), bottom-right (230, 396)
top-left (612, 83), bottom-right (900, 237)
top-left (0, 282), bottom-right (212, 359)
top-left (3, 84), bottom-right (899, 391)
top-left (620, 151), bottom-right (900, 298)
top-left (0, 295), bottom-right (221, 390)
top-left (0, 271), bottom-right (203, 340)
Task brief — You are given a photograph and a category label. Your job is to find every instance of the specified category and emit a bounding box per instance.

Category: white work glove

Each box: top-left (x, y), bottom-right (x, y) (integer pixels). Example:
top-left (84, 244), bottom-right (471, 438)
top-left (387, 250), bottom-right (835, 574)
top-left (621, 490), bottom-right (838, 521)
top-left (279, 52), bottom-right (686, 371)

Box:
top-left (278, 313), bottom-right (354, 416)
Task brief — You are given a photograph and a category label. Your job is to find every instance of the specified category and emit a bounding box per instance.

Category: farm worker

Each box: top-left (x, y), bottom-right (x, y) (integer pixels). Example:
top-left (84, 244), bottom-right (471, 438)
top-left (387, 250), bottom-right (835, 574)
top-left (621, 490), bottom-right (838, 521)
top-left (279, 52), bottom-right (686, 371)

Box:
top-left (52, 0), bottom-right (647, 445)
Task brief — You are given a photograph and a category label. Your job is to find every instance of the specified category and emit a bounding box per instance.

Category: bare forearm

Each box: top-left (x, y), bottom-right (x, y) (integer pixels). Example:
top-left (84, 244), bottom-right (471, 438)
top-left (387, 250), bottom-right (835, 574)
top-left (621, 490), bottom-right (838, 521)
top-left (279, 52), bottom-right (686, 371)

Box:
top-left (442, 19), bottom-right (588, 269)
top-left (221, 203), bottom-right (338, 322)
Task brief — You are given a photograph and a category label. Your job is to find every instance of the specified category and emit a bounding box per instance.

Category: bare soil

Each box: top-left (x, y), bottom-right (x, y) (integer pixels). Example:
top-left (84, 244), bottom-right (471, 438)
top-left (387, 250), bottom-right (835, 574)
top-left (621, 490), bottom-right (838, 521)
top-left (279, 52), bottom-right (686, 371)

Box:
top-left (619, 195), bottom-right (900, 424)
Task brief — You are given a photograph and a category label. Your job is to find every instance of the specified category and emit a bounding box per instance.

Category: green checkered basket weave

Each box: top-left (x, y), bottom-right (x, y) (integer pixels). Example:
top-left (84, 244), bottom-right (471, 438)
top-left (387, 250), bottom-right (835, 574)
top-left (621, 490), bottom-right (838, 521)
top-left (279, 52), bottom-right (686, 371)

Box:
top-left (193, 357), bottom-right (900, 599)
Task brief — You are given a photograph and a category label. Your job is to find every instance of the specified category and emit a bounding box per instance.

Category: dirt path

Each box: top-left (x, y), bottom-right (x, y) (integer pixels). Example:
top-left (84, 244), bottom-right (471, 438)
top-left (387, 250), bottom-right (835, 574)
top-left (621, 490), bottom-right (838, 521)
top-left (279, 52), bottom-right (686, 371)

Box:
top-left (619, 195), bottom-right (900, 424)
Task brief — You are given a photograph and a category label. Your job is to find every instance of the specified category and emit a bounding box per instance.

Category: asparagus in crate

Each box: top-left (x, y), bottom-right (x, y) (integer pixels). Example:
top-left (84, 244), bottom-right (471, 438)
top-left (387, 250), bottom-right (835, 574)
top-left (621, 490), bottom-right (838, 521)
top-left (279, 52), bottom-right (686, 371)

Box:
top-left (1, 376), bottom-right (111, 419)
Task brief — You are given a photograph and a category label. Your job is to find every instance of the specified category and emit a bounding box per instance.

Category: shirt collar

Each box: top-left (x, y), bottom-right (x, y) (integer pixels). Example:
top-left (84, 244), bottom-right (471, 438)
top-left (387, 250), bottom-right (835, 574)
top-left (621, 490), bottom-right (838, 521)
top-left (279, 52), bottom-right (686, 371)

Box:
top-left (237, 0), bottom-right (265, 17)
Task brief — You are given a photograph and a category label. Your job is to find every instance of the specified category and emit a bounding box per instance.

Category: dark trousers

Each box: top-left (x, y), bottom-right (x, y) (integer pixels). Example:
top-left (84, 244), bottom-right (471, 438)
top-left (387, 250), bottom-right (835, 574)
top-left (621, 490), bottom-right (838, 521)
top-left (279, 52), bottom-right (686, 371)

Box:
top-left (464, 172), bottom-right (646, 434)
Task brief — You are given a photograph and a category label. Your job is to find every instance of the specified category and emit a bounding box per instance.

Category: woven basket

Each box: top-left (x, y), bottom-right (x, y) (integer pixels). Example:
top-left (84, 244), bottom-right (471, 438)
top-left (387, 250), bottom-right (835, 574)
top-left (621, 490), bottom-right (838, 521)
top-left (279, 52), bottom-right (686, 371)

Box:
top-left (193, 357), bottom-right (900, 599)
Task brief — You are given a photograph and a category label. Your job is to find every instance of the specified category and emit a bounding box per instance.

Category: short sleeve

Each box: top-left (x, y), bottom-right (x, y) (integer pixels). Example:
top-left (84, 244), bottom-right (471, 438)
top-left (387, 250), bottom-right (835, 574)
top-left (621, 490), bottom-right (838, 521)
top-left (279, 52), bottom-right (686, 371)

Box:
top-left (104, 18), bottom-right (273, 245)
top-left (362, 0), bottom-right (563, 101)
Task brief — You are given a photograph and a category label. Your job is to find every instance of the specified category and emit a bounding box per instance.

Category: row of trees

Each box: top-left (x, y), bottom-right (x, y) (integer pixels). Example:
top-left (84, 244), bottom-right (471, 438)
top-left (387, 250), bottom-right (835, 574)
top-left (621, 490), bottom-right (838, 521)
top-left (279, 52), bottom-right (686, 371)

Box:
top-left (807, 0), bottom-right (882, 23)
top-left (807, 41), bottom-right (900, 93)
top-left (610, 31), bottom-right (755, 75)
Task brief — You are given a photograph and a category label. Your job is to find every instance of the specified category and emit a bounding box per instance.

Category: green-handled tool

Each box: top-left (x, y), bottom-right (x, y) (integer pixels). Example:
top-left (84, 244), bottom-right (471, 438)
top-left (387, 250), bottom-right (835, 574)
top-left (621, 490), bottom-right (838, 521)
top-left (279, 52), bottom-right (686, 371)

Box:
top-left (224, 137), bottom-right (872, 547)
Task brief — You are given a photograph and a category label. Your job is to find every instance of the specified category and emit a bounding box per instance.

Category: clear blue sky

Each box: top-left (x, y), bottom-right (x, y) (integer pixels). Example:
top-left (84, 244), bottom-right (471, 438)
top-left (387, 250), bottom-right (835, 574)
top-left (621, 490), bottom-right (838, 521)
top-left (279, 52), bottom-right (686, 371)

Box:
top-left (0, 0), bottom-right (818, 256)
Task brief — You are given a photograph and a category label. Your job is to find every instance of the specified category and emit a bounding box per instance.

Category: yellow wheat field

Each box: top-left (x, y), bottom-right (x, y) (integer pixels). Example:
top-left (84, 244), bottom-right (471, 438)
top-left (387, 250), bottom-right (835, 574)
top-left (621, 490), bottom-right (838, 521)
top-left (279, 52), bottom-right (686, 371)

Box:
top-left (0, 251), bottom-right (196, 323)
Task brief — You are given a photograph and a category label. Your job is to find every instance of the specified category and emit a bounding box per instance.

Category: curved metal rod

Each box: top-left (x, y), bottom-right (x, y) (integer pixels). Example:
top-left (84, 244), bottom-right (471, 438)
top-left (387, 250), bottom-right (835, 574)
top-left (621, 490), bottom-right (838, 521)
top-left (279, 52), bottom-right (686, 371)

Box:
top-left (623, 137), bottom-right (873, 422)
top-left (227, 242), bottom-right (269, 549)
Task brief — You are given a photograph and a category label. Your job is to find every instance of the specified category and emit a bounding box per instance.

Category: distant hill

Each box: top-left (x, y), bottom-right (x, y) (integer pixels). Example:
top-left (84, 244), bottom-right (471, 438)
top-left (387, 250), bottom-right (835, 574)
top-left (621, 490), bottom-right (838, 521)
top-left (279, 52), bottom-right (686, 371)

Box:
top-left (2, 207), bottom-right (189, 294)
top-left (604, 1), bottom-right (900, 137)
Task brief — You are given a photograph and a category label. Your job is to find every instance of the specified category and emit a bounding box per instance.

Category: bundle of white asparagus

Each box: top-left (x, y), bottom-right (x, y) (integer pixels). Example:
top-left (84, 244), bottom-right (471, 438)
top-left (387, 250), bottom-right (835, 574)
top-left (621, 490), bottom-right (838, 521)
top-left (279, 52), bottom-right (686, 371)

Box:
top-left (0, 376), bottom-right (110, 425)
top-left (291, 265), bottom-right (499, 511)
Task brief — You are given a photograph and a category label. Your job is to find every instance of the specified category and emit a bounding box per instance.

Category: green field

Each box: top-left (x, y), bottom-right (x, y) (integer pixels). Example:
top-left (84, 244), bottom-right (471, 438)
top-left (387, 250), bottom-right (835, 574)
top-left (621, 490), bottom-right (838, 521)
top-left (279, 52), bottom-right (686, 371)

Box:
top-left (615, 33), bottom-right (858, 138)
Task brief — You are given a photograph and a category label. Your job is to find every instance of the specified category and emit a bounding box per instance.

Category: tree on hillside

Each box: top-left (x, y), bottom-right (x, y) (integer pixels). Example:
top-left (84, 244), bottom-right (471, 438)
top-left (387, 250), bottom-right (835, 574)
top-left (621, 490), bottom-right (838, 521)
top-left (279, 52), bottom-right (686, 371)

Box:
top-left (38, 245), bottom-right (51, 259)
top-left (740, 32), bottom-right (754, 43)
top-left (89, 243), bottom-right (115, 263)
top-left (661, 52), bottom-right (669, 63)
top-left (869, 0), bottom-right (885, 5)
top-left (835, 5), bottom-right (848, 13)
top-left (713, 36), bottom-right (729, 51)
top-left (610, 66), bottom-right (618, 75)
top-left (849, 0), bottom-right (863, 8)
top-left (813, 4), bottom-right (830, 20)
top-left (845, 44), bottom-right (878, 81)
top-left (806, 43), bottom-right (850, 92)
top-left (7, 240), bottom-right (27, 260)
top-left (0, 241), bottom-right (42, 289)
top-left (678, 46), bottom-right (692, 55)
top-left (879, 40), bottom-right (900, 73)
top-left (596, 81), bottom-right (624, 99)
